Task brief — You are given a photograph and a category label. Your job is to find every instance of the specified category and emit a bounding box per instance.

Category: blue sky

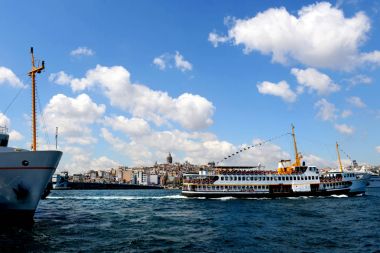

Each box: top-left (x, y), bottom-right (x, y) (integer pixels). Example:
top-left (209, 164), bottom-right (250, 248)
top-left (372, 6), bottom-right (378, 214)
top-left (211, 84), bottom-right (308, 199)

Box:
top-left (0, 0), bottom-right (379, 172)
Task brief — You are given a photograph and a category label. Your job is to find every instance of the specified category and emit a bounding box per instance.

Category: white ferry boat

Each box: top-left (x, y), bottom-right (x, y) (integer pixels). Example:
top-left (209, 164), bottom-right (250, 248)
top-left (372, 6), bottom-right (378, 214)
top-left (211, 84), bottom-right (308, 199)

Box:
top-left (0, 48), bottom-right (62, 222)
top-left (182, 127), bottom-right (368, 198)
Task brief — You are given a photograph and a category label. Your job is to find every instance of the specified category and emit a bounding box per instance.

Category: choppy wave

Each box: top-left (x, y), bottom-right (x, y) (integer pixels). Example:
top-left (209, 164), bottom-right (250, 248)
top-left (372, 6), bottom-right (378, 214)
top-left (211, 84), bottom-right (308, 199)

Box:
top-left (330, 194), bottom-right (348, 198)
top-left (47, 194), bottom-right (187, 200)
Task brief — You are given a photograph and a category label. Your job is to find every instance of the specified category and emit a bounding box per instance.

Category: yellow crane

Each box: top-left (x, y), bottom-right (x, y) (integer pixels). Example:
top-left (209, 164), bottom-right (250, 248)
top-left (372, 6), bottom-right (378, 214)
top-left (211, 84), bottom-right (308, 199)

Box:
top-left (336, 142), bottom-right (344, 173)
top-left (28, 47), bottom-right (45, 151)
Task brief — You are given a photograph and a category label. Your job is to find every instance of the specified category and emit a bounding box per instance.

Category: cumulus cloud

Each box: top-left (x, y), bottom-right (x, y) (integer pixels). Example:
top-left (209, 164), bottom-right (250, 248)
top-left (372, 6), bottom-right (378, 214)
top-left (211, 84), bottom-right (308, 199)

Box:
top-left (59, 146), bottom-right (120, 173)
top-left (50, 65), bottom-right (214, 130)
top-left (209, 2), bottom-right (379, 70)
top-left (360, 50), bottom-right (380, 65)
top-left (100, 126), bottom-right (294, 168)
top-left (334, 123), bottom-right (354, 134)
top-left (174, 51), bottom-right (192, 72)
top-left (43, 93), bottom-right (106, 145)
top-left (314, 99), bottom-right (338, 121)
top-left (376, 146), bottom-right (380, 153)
top-left (49, 71), bottom-right (73, 85)
top-left (341, 110), bottom-right (352, 118)
top-left (345, 74), bottom-right (372, 88)
top-left (153, 51), bottom-right (192, 72)
top-left (9, 130), bottom-right (24, 141)
top-left (291, 68), bottom-right (340, 95)
top-left (208, 32), bottom-right (229, 47)
top-left (257, 80), bottom-right (297, 102)
top-left (347, 96), bottom-right (366, 108)
top-left (0, 113), bottom-right (11, 127)
top-left (0, 113), bottom-right (23, 142)
top-left (70, 47), bottom-right (95, 57)
top-left (0, 66), bottom-right (25, 88)
top-left (104, 116), bottom-right (151, 136)
top-left (153, 57), bottom-right (166, 70)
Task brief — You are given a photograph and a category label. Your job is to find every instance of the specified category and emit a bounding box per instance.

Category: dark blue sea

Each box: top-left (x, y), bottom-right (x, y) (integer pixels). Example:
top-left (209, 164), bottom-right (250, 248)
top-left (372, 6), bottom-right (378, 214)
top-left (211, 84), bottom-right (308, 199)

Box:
top-left (1, 189), bottom-right (380, 253)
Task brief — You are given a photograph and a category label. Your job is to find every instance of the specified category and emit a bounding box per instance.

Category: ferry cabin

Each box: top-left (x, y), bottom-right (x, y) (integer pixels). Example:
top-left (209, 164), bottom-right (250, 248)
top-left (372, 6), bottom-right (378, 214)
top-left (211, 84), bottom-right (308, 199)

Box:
top-left (182, 166), bottom-right (354, 197)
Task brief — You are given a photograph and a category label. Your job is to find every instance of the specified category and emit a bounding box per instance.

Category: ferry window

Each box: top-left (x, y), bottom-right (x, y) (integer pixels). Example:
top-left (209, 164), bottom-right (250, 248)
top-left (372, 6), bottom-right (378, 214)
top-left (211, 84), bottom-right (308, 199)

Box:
top-left (234, 176), bottom-right (237, 181)
top-left (238, 177), bottom-right (241, 181)
top-left (258, 185), bottom-right (261, 189)
top-left (221, 177), bottom-right (224, 181)
top-left (312, 176), bottom-right (314, 180)
top-left (297, 176), bottom-right (300, 180)
top-left (242, 177), bottom-right (246, 181)
top-left (270, 177), bottom-right (273, 181)
top-left (254, 186), bottom-right (257, 189)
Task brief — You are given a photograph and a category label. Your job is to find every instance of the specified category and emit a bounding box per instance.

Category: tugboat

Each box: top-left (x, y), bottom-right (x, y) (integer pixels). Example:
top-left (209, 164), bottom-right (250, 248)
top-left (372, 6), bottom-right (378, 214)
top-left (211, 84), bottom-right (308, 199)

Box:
top-left (182, 126), bottom-right (368, 198)
top-left (0, 48), bottom-right (62, 222)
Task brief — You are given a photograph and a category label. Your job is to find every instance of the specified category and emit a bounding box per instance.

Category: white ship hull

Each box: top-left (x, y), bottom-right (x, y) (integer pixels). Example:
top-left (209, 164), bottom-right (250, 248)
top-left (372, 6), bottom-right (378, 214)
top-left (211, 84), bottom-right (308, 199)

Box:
top-left (0, 150), bottom-right (62, 221)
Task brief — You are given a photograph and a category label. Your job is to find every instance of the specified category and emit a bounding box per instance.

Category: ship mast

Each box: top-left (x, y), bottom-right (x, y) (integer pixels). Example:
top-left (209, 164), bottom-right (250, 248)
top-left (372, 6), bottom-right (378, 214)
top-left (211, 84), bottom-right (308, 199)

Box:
top-left (336, 142), bottom-right (343, 173)
top-left (291, 124), bottom-right (301, 166)
top-left (28, 47), bottom-right (45, 151)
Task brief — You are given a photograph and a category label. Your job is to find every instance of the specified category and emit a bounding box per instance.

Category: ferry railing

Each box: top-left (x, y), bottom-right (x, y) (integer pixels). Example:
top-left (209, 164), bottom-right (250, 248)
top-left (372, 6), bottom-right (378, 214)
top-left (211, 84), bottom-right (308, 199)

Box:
top-left (0, 126), bottom-right (8, 134)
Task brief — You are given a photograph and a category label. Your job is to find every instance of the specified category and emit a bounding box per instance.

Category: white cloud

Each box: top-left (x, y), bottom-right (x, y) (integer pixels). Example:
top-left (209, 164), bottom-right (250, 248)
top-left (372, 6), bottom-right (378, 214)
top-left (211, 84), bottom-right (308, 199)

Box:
top-left (0, 113), bottom-right (23, 142)
top-left (257, 81), bottom-right (297, 102)
top-left (376, 146), bottom-right (380, 153)
top-left (100, 126), bottom-right (294, 168)
top-left (0, 113), bottom-right (11, 127)
top-left (50, 65), bottom-right (214, 130)
top-left (345, 74), bottom-right (372, 88)
top-left (302, 154), bottom-right (335, 168)
top-left (9, 130), bottom-right (23, 141)
top-left (341, 110), bottom-right (352, 118)
top-left (104, 116), bottom-right (151, 136)
top-left (153, 52), bottom-right (192, 72)
top-left (174, 51), bottom-right (192, 72)
top-left (43, 93), bottom-right (106, 145)
top-left (58, 145), bottom-right (120, 173)
top-left (347, 96), bottom-right (366, 108)
top-left (360, 50), bottom-right (380, 65)
top-left (70, 47), bottom-right (95, 57)
top-left (208, 32), bottom-right (229, 47)
top-left (153, 56), bottom-right (166, 70)
top-left (209, 2), bottom-right (378, 70)
top-left (291, 68), bottom-right (340, 95)
top-left (0, 67), bottom-right (25, 88)
top-left (90, 156), bottom-right (120, 170)
top-left (334, 123), bottom-right (354, 134)
top-left (314, 99), bottom-right (338, 121)
top-left (49, 71), bottom-right (73, 85)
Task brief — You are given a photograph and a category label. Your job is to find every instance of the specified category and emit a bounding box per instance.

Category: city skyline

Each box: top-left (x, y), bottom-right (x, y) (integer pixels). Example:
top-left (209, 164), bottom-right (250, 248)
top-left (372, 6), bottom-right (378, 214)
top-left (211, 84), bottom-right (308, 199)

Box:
top-left (0, 0), bottom-right (380, 173)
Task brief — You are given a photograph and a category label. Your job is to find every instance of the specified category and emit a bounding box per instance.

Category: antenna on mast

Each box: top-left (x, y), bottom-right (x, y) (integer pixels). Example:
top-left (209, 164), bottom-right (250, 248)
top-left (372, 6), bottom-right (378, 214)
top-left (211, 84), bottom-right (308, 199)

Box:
top-left (55, 127), bottom-right (58, 150)
top-left (28, 47), bottom-right (45, 151)
top-left (291, 124), bottom-right (302, 167)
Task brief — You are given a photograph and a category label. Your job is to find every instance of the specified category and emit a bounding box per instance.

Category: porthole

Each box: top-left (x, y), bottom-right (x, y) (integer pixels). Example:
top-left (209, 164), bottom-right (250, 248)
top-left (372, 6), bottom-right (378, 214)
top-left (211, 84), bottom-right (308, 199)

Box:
top-left (22, 160), bottom-right (29, 166)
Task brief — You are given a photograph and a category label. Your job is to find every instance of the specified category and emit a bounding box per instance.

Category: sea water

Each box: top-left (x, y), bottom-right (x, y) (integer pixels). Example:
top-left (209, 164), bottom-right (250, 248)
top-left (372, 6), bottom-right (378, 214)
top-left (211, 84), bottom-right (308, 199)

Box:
top-left (1, 189), bottom-right (379, 252)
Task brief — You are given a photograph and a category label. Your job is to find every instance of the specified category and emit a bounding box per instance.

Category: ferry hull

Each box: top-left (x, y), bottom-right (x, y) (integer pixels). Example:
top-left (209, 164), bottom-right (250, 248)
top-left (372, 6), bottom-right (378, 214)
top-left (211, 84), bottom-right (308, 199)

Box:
top-left (182, 188), bottom-right (352, 198)
top-left (0, 151), bottom-right (62, 221)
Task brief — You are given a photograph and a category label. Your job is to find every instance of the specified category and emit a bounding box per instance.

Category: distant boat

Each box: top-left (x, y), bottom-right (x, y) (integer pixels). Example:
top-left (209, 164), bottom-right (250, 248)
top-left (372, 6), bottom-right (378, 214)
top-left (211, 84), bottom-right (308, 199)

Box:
top-left (182, 126), bottom-right (369, 198)
top-left (0, 48), bottom-right (62, 223)
top-left (367, 175), bottom-right (380, 188)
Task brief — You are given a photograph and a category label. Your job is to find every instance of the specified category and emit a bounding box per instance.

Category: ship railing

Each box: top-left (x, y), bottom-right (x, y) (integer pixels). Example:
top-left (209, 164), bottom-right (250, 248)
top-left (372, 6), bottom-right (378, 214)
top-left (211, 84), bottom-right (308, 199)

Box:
top-left (0, 126), bottom-right (8, 134)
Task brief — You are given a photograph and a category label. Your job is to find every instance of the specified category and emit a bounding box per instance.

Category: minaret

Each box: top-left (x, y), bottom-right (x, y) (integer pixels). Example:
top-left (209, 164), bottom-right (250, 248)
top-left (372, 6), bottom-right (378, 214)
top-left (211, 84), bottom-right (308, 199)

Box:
top-left (167, 152), bottom-right (173, 164)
